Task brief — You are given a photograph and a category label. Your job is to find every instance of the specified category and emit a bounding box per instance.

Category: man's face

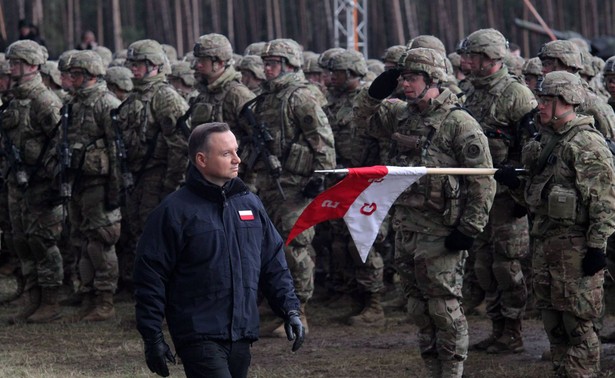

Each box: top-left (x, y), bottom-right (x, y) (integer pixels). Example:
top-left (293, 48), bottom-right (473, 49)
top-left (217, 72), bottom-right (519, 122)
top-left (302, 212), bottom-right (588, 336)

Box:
top-left (605, 75), bottom-right (615, 97)
top-left (67, 69), bottom-right (88, 89)
top-left (536, 95), bottom-right (561, 124)
top-left (263, 57), bottom-right (284, 81)
top-left (460, 52), bottom-right (488, 76)
top-left (126, 60), bottom-right (151, 79)
top-left (198, 130), bottom-right (240, 186)
top-left (400, 72), bottom-right (427, 101)
top-left (329, 70), bottom-right (348, 89)
top-left (192, 56), bottom-right (219, 81)
top-left (540, 58), bottom-right (566, 74)
top-left (524, 74), bottom-right (541, 92)
top-left (60, 71), bottom-right (74, 92)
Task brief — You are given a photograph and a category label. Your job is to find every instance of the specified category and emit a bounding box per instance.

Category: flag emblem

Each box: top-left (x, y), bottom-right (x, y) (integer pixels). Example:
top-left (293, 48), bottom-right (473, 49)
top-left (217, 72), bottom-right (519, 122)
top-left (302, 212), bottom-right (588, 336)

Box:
top-left (238, 210), bottom-right (254, 221)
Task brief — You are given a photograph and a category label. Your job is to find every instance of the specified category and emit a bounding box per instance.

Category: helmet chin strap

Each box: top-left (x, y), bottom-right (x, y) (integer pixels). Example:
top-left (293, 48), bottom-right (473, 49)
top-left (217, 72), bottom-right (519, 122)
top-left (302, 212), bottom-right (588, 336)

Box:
top-left (12, 64), bottom-right (37, 84)
top-left (545, 100), bottom-right (574, 126)
top-left (408, 79), bottom-right (435, 105)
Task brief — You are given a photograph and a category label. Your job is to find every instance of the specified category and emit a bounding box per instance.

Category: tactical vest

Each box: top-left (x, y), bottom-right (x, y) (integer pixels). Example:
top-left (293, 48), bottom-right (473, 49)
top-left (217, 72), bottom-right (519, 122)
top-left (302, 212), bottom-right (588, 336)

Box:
top-left (190, 80), bottom-right (243, 125)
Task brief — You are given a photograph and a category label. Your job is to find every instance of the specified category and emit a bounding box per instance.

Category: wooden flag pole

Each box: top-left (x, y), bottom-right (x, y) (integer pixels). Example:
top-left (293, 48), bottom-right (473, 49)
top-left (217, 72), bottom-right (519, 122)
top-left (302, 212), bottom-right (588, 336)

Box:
top-left (314, 167), bottom-right (525, 175)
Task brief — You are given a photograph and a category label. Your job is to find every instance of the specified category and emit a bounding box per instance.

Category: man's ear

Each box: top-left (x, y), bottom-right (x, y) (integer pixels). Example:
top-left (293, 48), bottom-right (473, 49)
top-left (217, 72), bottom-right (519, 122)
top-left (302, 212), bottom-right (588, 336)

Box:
top-left (195, 151), bottom-right (207, 168)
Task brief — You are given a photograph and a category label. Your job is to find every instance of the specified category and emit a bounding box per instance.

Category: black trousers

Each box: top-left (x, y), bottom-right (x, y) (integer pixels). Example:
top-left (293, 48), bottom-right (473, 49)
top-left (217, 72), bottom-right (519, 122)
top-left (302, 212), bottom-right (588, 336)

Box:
top-left (177, 340), bottom-right (252, 378)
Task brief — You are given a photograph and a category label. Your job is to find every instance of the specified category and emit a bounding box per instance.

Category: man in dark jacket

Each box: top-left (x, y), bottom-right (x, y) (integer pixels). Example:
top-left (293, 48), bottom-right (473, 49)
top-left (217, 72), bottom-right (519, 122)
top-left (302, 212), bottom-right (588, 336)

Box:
top-left (134, 122), bottom-right (304, 378)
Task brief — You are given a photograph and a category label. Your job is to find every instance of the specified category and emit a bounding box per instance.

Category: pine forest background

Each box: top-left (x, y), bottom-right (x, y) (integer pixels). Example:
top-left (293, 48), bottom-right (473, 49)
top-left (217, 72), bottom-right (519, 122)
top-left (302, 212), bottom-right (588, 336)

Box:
top-left (3, 0), bottom-right (615, 60)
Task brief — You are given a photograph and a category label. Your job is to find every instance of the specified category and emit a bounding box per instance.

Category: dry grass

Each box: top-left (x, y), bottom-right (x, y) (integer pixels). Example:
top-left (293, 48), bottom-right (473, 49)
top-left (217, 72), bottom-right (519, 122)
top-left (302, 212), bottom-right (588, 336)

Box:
top-left (1, 289), bottom-right (614, 378)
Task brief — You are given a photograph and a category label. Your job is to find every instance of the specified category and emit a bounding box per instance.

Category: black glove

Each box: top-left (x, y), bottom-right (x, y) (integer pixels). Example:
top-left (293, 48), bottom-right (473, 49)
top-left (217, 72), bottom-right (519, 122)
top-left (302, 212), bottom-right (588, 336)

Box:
top-left (494, 166), bottom-right (521, 189)
top-left (303, 176), bottom-right (324, 199)
top-left (582, 247), bottom-right (607, 276)
top-left (512, 203), bottom-right (528, 218)
top-left (144, 334), bottom-right (176, 377)
top-left (284, 310), bottom-right (305, 352)
top-left (368, 69), bottom-right (400, 100)
top-left (444, 229), bottom-right (475, 251)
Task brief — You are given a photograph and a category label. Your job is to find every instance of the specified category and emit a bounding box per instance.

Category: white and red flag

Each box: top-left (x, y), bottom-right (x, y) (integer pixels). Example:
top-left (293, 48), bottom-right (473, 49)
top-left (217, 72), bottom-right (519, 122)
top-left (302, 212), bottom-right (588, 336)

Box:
top-left (286, 165), bottom-right (427, 263)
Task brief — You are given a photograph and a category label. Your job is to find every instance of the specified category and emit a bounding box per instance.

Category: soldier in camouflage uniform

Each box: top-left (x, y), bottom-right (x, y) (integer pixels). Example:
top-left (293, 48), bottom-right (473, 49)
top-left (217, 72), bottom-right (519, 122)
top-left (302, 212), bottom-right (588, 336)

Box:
top-left (303, 53), bottom-right (327, 97)
top-left (237, 55), bottom-right (266, 95)
top-left (40, 61), bottom-right (69, 102)
top-left (458, 29), bottom-right (536, 354)
top-left (61, 50), bottom-right (122, 321)
top-left (168, 61), bottom-right (198, 102)
top-left (521, 57), bottom-right (542, 91)
top-left (357, 47), bottom-right (496, 378)
top-left (243, 38), bottom-right (336, 336)
top-left (105, 66), bottom-right (133, 101)
top-left (380, 45), bottom-right (407, 100)
top-left (495, 71), bottom-right (615, 377)
top-left (3, 40), bottom-right (64, 324)
top-left (244, 41), bottom-right (266, 56)
top-left (538, 39), bottom-right (615, 141)
top-left (321, 49), bottom-right (386, 327)
top-left (189, 33), bottom-right (255, 149)
top-left (605, 57), bottom-right (615, 110)
top-left (118, 39), bottom-right (189, 288)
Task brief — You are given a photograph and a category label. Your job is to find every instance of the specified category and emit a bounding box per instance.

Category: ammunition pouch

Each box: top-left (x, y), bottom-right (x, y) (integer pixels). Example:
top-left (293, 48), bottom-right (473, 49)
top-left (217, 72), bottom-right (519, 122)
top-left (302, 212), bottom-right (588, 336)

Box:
top-left (81, 139), bottom-right (110, 176)
top-left (284, 142), bottom-right (313, 177)
top-left (547, 185), bottom-right (579, 226)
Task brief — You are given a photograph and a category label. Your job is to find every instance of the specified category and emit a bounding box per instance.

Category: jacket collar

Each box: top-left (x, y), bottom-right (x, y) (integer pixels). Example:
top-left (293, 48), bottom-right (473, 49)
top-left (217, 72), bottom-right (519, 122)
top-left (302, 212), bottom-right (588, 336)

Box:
top-left (185, 163), bottom-right (248, 202)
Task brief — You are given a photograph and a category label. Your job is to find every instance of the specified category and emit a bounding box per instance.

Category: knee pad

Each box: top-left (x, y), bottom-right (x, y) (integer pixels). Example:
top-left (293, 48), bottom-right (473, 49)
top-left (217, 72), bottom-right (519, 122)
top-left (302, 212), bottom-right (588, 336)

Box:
top-left (86, 222), bottom-right (121, 246)
top-left (492, 258), bottom-right (524, 291)
top-left (562, 312), bottom-right (596, 346)
top-left (428, 297), bottom-right (463, 330)
top-left (407, 297), bottom-right (431, 329)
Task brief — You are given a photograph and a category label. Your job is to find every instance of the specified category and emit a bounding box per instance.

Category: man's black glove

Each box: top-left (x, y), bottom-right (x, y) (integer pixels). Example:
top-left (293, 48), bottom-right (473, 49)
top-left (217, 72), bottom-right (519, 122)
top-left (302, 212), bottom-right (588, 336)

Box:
top-left (303, 176), bottom-right (324, 198)
top-left (284, 310), bottom-right (305, 352)
top-left (144, 333), bottom-right (176, 377)
top-left (368, 69), bottom-right (400, 100)
top-left (444, 229), bottom-right (475, 251)
top-left (582, 247), bottom-right (607, 276)
top-left (512, 203), bottom-right (528, 218)
top-left (494, 166), bottom-right (521, 189)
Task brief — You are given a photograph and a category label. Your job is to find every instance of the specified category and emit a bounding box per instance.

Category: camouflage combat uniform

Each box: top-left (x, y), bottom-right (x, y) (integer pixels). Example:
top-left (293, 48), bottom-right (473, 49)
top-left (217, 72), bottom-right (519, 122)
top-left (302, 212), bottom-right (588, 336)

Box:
top-left (2, 40), bottom-right (64, 324)
top-left (246, 39), bottom-right (336, 335)
top-left (62, 51), bottom-right (122, 321)
top-left (514, 72), bottom-right (615, 377)
top-left (322, 49), bottom-right (385, 327)
top-left (118, 40), bottom-right (189, 285)
top-left (358, 48), bottom-right (496, 377)
top-left (460, 29), bottom-right (536, 352)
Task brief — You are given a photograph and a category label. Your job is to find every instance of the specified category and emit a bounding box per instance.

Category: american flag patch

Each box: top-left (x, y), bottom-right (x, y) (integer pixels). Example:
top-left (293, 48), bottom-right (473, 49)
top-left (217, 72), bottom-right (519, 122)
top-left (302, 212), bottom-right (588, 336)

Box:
top-left (238, 210), bottom-right (254, 221)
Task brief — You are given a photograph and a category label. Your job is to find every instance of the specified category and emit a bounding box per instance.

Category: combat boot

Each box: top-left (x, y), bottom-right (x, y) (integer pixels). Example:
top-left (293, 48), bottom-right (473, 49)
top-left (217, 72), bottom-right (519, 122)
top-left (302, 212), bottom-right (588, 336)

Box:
top-left (27, 286), bottom-right (61, 323)
top-left (347, 292), bottom-right (386, 327)
top-left (441, 360), bottom-right (463, 378)
top-left (470, 318), bottom-right (505, 351)
top-left (272, 303), bottom-right (309, 337)
top-left (486, 318), bottom-right (524, 354)
top-left (8, 286), bottom-right (42, 324)
top-left (81, 291), bottom-right (115, 321)
top-left (65, 292), bottom-right (95, 322)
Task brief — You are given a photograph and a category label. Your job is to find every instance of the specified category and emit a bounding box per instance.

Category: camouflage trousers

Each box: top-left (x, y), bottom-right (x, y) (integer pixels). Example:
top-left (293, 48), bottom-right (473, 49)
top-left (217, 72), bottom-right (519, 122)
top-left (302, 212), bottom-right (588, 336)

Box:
top-left (328, 218), bottom-right (384, 295)
top-left (121, 166), bottom-right (167, 283)
top-left (534, 233), bottom-right (603, 377)
top-left (472, 194), bottom-right (528, 320)
top-left (69, 184), bottom-right (121, 294)
top-left (260, 187), bottom-right (315, 304)
top-left (396, 230), bottom-right (469, 361)
top-left (7, 184), bottom-right (64, 291)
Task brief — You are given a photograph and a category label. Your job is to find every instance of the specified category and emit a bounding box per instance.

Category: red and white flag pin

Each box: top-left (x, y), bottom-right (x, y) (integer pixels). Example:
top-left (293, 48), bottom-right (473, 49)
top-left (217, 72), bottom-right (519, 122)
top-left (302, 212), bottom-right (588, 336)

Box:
top-left (238, 210), bottom-right (254, 221)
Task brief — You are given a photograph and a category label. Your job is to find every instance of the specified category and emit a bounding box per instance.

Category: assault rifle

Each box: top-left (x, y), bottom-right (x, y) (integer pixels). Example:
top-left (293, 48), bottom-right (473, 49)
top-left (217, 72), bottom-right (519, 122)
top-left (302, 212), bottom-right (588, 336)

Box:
top-left (58, 104), bottom-right (73, 200)
top-left (240, 102), bottom-right (286, 199)
top-left (110, 107), bottom-right (134, 202)
top-left (0, 100), bottom-right (28, 188)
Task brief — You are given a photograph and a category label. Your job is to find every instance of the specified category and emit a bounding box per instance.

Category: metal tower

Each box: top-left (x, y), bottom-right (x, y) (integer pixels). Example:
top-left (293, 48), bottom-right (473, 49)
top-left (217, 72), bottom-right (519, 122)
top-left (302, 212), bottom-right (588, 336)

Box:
top-left (333, 0), bottom-right (368, 57)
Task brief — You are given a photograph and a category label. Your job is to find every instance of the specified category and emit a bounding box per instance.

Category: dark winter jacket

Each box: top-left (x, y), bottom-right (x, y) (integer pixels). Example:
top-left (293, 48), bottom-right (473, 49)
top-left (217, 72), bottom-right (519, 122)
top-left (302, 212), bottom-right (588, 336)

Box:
top-left (134, 164), bottom-right (300, 349)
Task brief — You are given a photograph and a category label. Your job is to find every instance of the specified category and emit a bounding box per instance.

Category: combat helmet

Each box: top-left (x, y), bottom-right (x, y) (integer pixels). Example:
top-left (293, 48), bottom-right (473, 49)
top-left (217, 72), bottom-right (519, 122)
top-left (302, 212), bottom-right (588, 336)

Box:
top-left (244, 42), bottom-right (267, 56)
top-left (40, 61), bottom-right (62, 86)
top-left (126, 39), bottom-right (167, 66)
top-left (367, 59), bottom-right (385, 75)
top-left (522, 57), bottom-right (542, 76)
top-left (535, 71), bottom-right (584, 105)
top-left (6, 40), bottom-right (46, 65)
top-left (105, 66), bottom-right (134, 92)
top-left (162, 44), bottom-right (178, 62)
top-left (169, 61), bottom-right (196, 86)
top-left (193, 33), bottom-right (234, 63)
top-left (0, 60), bottom-right (10, 76)
top-left (407, 35), bottom-right (446, 56)
top-left (458, 28), bottom-right (508, 60)
top-left (537, 40), bottom-right (583, 71)
top-left (303, 54), bottom-right (323, 74)
top-left (261, 38), bottom-right (303, 68)
top-left (317, 47), bottom-right (345, 69)
top-left (66, 50), bottom-right (106, 76)
top-left (328, 49), bottom-right (368, 77)
top-left (604, 56), bottom-right (615, 76)
top-left (58, 50), bottom-right (78, 72)
top-left (94, 46), bottom-right (113, 66)
top-left (400, 47), bottom-right (447, 83)
top-left (448, 52), bottom-right (461, 69)
top-left (381, 45), bottom-right (406, 66)
top-left (237, 55), bottom-right (266, 80)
